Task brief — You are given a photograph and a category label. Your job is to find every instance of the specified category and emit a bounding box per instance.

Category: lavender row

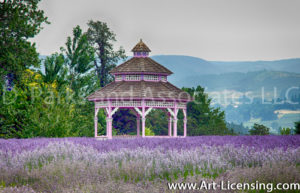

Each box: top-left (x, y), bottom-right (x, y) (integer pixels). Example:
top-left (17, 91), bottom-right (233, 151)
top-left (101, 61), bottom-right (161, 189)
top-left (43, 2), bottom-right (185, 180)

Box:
top-left (1, 135), bottom-right (300, 154)
top-left (1, 141), bottom-right (299, 180)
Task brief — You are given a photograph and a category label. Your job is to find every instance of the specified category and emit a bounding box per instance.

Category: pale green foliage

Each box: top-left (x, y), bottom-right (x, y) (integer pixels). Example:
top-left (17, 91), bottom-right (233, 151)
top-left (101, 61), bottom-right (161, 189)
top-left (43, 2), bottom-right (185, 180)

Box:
top-left (0, 69), bottom-right (96, 138)
top-left (145, 127), bottom-right (155, 136)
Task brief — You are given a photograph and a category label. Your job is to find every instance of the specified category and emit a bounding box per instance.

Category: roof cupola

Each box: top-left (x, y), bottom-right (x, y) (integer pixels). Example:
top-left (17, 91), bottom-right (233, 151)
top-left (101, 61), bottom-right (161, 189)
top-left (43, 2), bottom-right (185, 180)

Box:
top-left (131, 39), bottom-right (151, 58)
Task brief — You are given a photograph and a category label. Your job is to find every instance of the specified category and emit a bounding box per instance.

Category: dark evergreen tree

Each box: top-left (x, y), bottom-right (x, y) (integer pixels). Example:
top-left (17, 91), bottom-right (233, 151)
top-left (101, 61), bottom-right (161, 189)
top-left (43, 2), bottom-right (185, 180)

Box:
top-left (86, 20), bottom-right (126, 87)
top-left (249, 123), bottom-right (270, 135)
top-left (182, 86), bottom-right (231, 135)
top-left (295, 121), bottom-right (300, 134)
top-left (146, 109), bottom-right (168, 135)
top-left (112, 109), bottom-right (136, 134)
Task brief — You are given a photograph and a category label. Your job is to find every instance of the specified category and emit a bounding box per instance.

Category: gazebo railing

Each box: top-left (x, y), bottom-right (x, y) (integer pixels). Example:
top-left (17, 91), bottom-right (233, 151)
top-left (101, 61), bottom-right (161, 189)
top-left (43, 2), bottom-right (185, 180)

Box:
top-left (145, 101), bottom-right (174, 108)
top-left (111, 100), bottom-right (141, 107)
top-left (95, 100), bottom-right (187, 109)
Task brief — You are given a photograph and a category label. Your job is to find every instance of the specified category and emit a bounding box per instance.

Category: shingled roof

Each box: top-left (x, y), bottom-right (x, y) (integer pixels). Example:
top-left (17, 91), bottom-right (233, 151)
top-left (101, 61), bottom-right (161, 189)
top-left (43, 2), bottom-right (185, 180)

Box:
top-left (131, 39), bottom-right (151, 52)
top-left (110, 57), bottom-right (173, 75)
top-left (87, 81), bottom-right (190, 101)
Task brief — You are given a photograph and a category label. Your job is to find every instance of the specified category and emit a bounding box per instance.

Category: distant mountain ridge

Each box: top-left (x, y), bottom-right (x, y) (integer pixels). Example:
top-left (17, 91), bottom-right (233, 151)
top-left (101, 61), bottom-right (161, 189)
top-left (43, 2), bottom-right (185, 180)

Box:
top-left (211, 58), bottom-right (300, 74)
top-left (152, 55), bottom-right (300, 75)
top-left (151, 55), bottom-right (300, 93)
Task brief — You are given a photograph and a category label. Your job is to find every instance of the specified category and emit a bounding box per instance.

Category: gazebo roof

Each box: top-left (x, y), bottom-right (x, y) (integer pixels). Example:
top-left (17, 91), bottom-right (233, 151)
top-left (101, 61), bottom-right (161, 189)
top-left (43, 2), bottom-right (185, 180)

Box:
top-left (87, 39), bottom-right (192, 102)
top-left (87, 81), bottom-right (190, 101)
top-left (131, 39), bottom-right (151, 52)
top-left (110, 57), bottom-right (173, 75)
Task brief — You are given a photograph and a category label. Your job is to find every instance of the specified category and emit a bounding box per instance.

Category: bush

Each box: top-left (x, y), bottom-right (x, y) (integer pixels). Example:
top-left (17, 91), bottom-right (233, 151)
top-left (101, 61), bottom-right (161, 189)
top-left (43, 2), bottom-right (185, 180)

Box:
top-left (249, 123), bottom-right (270, 135)
top-left (280, 127), bottom-right (291, 135)
top-left (0, 70), bottom-right (96, 138)
top-left (145, 127), bottom-right (155, 136)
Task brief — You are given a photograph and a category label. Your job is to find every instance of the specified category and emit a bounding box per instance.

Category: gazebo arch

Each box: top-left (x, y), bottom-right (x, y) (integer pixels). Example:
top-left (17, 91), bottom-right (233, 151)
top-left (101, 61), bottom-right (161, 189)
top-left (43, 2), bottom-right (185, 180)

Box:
top-left (87, 39), bottom-right (193, 139)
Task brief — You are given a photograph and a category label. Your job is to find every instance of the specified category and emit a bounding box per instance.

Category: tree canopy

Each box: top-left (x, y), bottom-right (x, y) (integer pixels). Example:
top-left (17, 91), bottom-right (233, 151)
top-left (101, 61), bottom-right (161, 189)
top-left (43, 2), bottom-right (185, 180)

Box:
top-left (249, 123), bottom-right (270, 135)
top-left (0, 0), bottom-right (49, 86)
top-left (183, 86), bottom-right (233, 135)
top-left (62, 25), bottom-right (95, 96)
top-left (86, 20), bottom-right (126, 87)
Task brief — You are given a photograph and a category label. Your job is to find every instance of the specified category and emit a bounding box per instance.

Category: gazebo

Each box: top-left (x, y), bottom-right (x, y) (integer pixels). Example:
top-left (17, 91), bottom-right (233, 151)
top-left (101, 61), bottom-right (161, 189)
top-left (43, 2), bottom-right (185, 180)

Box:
top-left (87, 39), bottom-right (192, 139)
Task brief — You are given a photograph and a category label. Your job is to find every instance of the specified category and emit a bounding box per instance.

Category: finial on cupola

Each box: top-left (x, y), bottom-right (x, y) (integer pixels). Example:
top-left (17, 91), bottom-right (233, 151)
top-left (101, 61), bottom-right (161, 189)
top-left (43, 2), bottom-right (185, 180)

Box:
top-left (132, 39), bottom-right (151, 57)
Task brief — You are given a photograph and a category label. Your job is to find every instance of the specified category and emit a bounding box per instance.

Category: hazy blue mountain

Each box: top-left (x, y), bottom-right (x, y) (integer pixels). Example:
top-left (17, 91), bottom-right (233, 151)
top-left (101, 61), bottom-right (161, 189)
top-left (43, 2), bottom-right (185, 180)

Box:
top-left (211, 58), bottom-right (300, 74)
top-left (152, 55), bottom-right (218, 75)
top-left (177, 71), bottom-right (300, 94)
top-left (152, 55), bottom-right (221, 86)
top-left (151, 55), bottom-right (300, 94)
top-left (152, 55), bottom-right (300, 75)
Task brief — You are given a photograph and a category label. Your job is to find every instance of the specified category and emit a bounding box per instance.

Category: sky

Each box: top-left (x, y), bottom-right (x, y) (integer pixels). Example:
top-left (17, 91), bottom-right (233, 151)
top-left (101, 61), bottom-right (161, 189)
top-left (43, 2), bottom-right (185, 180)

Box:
top-left (31, 0), bottom-right (300, 61)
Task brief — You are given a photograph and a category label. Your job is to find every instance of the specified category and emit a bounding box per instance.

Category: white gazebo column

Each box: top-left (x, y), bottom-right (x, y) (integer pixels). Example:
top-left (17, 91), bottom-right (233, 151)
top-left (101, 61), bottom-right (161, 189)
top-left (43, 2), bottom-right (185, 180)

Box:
top-left (106, 117), bottom-right (113, 139)
top-left (167, 106), bottom-right (178, 137)
top-left (141, 117), bottom-right (146, 137)
top-left (134, 106), bottom-right (145, 137)
top-left (173, 104), bottom-right (179, 137)
top-left (94, 107), bottom-right (99, 137)
top-left (173, 118), bottom-right (178, 137)
top-left (137, 114), bottom-right (141, 137)
top-left (104, 101), bottom-right (119, 139)
top-left (168, 112), bottom-right (172, 137)
top-left (105, 105), bottom-right (112, 139)
top-left (134, 102), bottom-right (152, 138)
top-left (142, 100), bottom-right (146, 137)
top-left (183, 108), bottom-right (187, 137)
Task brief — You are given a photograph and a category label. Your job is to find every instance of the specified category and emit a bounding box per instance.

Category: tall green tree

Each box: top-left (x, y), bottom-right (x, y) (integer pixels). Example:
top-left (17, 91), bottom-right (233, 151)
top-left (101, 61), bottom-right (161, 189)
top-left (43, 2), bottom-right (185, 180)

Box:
top-left (86, 20), bottom-right (126, 87)
top-left (146, 109), bottom-right (168, 135)
top-left (61, 25), bottom-right (95, 96)
top-left (0, 0), bottom-right (48, 86)
top-left (182, 86), bottom-right (231, 135)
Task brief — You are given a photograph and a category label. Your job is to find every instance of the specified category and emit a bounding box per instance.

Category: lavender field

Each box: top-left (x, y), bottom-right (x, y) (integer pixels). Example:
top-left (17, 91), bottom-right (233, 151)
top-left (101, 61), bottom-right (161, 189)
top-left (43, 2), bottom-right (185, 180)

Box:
top-left (0, 136), bottom-right (300, 193)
